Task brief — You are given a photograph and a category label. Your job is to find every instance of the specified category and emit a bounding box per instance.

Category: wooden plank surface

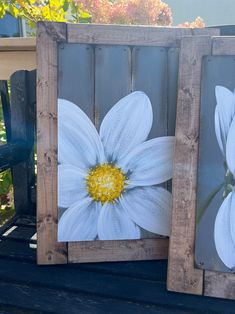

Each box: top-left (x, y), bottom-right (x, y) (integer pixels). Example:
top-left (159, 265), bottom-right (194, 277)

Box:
top-left (68, 238), bottom-right (168, 263)
top-left (37, 22), bottom-right (67, 264)
top-left (0, 51), bottom-right (36, 80)
top-left (167, 47), bottom-right (179, 136)
top-left (10, 71), bottom-right (34, 215)
top-left (132, 46), bottom-right (167, 138)
top-left (212, 36), bottom-right (235, 55)
top-left (0, 249), bottom-right (234, 313)
top-left (192, 28), bottom-right (220, 36)
top-left (68, 24), bottom-right (193, 46)
top-left (94, 45), bottom-right (131, 126)
top-left (167, 36), bottom-right (212, 295)
top-left (58, 43), bottom-right (95, 120)
top-left (0, 217), bottom-right (235, 313)
top-left (0, 37), bottom-right (35, 51)
top-left (204, 271), bottom-right (235, 300)
top-left (0, 281), bottom-right (176, 314)
top-left (0, 38), bottom-right (36, 80)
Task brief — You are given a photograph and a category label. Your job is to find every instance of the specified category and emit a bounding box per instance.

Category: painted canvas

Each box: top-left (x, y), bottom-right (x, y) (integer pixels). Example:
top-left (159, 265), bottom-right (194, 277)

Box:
top-left (195, 56), bottom-right (235, 273)
top-left (57, 92), bottom-right (174, 241)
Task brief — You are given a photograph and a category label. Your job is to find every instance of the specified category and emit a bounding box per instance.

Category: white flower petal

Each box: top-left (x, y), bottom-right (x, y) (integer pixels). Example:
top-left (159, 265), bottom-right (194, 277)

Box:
top-left (97, 202), bottom-right (140, 240)
top-left (215, 86), bottom-right (235, 155)
top-left (226, 116), bottom-right (235, 177)
top-left (99, 91), bottom-right (153, 162)
top-left (58, 164), bottom-right (87, 208)
top-left (118, 137), bottom-right (174, 186)
top-left (214, 191), bottom-right (235, 269)
top-left (58, 98), bottom-right (105, 169)
top-left (229, 190), bottom-right (235, 246)
top-left (58, 198), bottom-right (101, 242)
top-left (120, 186), bottom-right (172, 236)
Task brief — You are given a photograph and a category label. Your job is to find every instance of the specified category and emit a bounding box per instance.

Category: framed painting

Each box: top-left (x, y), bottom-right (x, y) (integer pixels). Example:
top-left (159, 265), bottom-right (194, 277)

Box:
top-left (168, 35), bottom-right (235, 300)
top-left (37, 22), bottom-right (218, 265)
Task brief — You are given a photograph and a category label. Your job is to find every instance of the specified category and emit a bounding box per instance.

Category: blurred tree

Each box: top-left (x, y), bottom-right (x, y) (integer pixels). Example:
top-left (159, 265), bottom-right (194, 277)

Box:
top-left (0, 0), bottom-right (91, 30)
top-left (0, 0), bottom-right (205, 27)
top-left (75, 0), bottom-right (205, 26)
top-left (75, 0), bottom-right (173, 25)
top-left (177, 16), bottom-right (205, 28)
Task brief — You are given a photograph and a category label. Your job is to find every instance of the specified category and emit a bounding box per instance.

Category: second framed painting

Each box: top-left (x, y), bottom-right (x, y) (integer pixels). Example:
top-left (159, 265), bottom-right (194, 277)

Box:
top-left (168, 35), bottom-right (235, 300)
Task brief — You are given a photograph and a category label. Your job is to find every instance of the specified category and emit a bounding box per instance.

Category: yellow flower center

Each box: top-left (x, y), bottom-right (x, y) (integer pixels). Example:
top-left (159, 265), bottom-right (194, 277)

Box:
top-left (86, 164), bottom-right (126, 204)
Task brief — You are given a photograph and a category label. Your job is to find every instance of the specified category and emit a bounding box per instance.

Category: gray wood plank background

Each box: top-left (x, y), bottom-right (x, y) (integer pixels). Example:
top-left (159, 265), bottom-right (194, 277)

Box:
top-left (58, 43), bottom-right (95, 121)
top-left (58, 43), bottom-right (177, 239)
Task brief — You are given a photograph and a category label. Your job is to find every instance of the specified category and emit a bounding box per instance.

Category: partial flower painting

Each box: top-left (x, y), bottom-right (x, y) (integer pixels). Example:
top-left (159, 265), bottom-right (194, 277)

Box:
top-left (214, 86), bottom-right (235, 269)
top-left (58, 91), bottom-right (174, 241)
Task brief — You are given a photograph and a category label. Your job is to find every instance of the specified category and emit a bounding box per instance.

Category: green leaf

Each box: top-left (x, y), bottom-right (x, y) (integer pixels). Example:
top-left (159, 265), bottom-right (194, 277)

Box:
top-left (63, 0), bottom-right (69, 12)
top-left (9, 4), bottom-right (19, 18)
top-left (196, 183), bottom-right (224, 225)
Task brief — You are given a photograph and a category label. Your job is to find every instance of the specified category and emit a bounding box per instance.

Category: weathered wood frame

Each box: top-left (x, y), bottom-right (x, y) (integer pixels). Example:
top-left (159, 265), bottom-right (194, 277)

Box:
top-left (37, 22), bottom-right (219, 265)
top-left (167, 35), bottom-right (235, 300)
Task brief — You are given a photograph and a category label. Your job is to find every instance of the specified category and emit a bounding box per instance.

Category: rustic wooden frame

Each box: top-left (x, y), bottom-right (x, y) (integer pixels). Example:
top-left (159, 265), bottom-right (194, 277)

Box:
top-left (167, 35), bottom-right (235, 300)
top-left (37, 22), bottom-right (219, 265)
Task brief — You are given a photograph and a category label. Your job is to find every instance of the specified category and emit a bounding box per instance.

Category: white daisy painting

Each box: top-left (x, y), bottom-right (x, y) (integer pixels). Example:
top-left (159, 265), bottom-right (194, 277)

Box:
top-left (196, 85), bottom-right (235, 272)
top-left (214, 86), bottom-right (235, 270)
top-left (57, 91), bottom-right (174, 242)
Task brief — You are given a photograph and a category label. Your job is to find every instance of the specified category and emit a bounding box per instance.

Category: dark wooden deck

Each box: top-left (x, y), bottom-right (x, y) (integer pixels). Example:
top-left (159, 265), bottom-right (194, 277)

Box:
top-left (0, 215), bottom-right (233, 314)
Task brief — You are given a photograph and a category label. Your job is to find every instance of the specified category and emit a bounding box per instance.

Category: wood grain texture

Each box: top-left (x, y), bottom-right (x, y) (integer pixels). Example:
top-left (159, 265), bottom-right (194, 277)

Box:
top-left (0, 33), bottom-right (36, 80)
top-left (132, 46), bottom-right (167, 138)
top-left (0, 51), bottom-right (36, 80)
top-left (167, 47), bottom-right (179, 136)
top-left (67, 24), bottom-right (218, 47)
top-left (36, 22), bottom-right (67, 264)
top-left (204, 271), bottom-right (235, 300)
top-left (0, 37), bottom-right (36, 51)
top-left (10, 71), bottom-right (35, 215)
top-left (68, 238), bottom-right (168, 263)
top-left (167, 36), bottom-right (212, 295)
top-left (192, 28), bottom-right (220, 36)
top-left (212, 36), bottom-right (235, 55)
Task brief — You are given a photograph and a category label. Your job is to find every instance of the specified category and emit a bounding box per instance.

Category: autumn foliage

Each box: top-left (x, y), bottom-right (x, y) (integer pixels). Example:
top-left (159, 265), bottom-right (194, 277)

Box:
top-left (0, 0), bottom-right (205, 28)
top-left (178, 16), bottom-right (205, 28)
top-left (76, 0), bottom-right (173, 25)
top-left (75, 0), bottom-right (205, 27)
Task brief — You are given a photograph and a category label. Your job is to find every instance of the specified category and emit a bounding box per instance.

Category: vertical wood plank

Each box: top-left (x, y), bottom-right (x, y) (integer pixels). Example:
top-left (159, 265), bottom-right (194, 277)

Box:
top-left (132, 46), bottom-right (167, 138)
top-left (0, 81), bottom-right (11, 141)
top-left (167, 36), bottom-right (212, 295)
top-left (27, 70), bottom-right (37, 210)
top-left (167, 48), bottom-right (179, 136)
top-left (10, 71), bottom-right (35, 215)
top-left (37, 22), bottom-right (67, 264)
top-left (58, 44), bottom-right (95, 120)
top-left (94, 45), bottom-right (131, 126)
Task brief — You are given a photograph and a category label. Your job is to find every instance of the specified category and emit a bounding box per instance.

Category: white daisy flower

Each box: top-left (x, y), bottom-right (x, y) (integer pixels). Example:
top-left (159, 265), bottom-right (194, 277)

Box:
top-left (58, 91), bottom-right (174, 241)
top-left (214, 86), bottom-right (235, 269)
